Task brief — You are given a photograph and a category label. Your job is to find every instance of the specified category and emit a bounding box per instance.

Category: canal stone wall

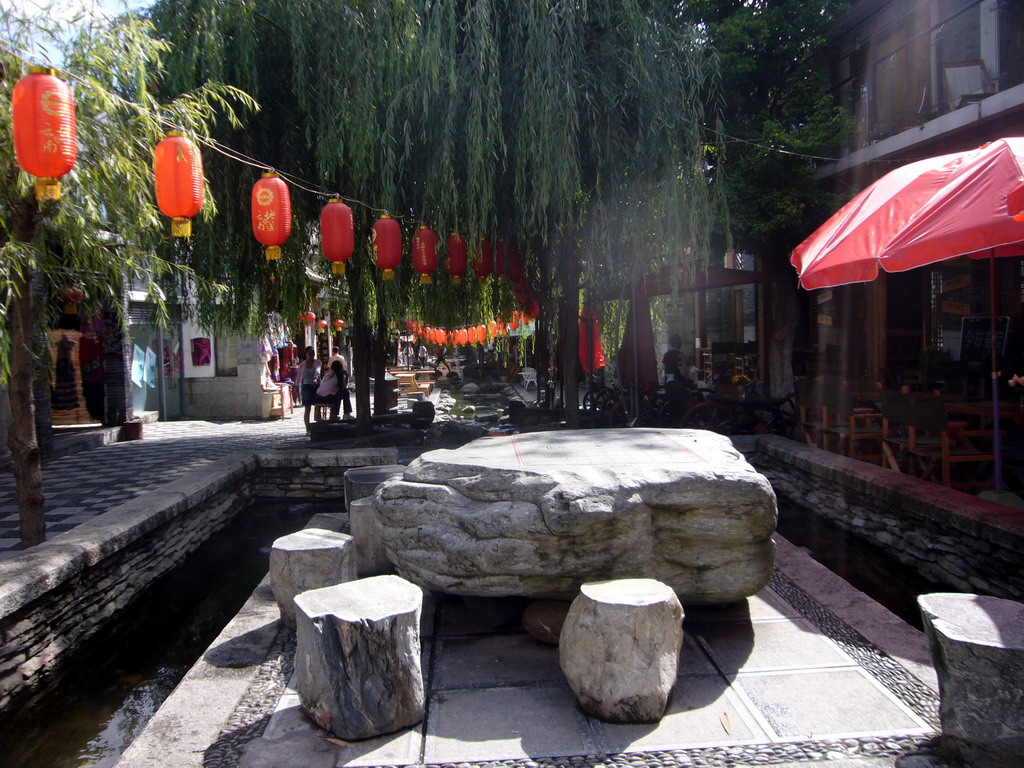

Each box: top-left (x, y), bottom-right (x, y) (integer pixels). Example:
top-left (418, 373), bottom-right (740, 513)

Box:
top-left (742, 435), bottom-right (1024, 601)
top-left (0, 447), bottom-right (397, 716)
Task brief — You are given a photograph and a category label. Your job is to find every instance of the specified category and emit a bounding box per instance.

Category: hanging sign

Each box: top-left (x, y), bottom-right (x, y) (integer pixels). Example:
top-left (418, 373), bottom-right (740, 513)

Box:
top-left (940, 300), bottom-right (971, 316)
top-left (960, 316), bottom-right (1010, 362)
top-left (815, 290), bottom-right (833, 304)
top-left (942, 274), bottom-right (971, 293)
top-left (816, 314), bottom-right (834, 327)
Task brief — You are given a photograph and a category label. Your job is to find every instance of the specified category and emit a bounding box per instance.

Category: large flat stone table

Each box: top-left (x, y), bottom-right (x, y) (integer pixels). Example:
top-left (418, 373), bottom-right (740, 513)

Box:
top-left (373, 428), bottom-right (777, 603)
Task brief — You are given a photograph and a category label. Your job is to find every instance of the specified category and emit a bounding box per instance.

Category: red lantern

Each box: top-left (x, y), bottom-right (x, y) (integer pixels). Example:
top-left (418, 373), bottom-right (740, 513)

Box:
top-left (447, 233), bottom-right (467, 284)
top-left (457, 328), bottom-right (468, 346)
top-left (333, 319), bottom-right (345, 331)
top-left (321, 198), bottom-right (354, 275)
top-left (474, 238), bottom-right (493, 278)
top-left (496, 318), bottom-right (507, 336)
top-left (495, 240), bottom-right (507, 276)
top-left (57, 286), bottom-right (83, 314)
top-left (507, 249), bottom-right (524, 283)
top-left (412, 225), bottom-right (438, 284)
top-left (13, 67), bottom-right (77, 201)
top-left (251, 172), bottom-right (291, 260)
top-left (476, 324), bottom-right (486, 343)
top-left (373, 215), bottom-right (402, 280)
top-left (154, 131), bottom-right (203, 237)
top-left (303, 312), bottom-right (316, 326)
top-left (487, 320), bottom-right (497, 338)
top-left (317, 319), bottom-right (329, 331)
top-left (509, 313), bottom-right (520, 331)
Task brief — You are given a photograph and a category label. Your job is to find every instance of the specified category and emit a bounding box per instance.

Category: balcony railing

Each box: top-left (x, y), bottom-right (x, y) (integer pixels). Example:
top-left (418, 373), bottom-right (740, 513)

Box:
top-left (835, 0), bottom-right (1024, 147)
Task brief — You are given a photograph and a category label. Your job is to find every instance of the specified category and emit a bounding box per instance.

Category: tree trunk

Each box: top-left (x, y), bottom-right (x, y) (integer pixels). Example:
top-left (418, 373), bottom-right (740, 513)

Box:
top-left (767, 276), bottom-right (797, 399)
top-left (351, 319), bottom-right (373, 436)
top-left (8, 197), bottom-right (46, 548)
top-left (559, 241), bottom-right (582, 428)
top-left (372, 312), bottom-right (389, 415)
top-left (535, 248), bottom-right (551, 406)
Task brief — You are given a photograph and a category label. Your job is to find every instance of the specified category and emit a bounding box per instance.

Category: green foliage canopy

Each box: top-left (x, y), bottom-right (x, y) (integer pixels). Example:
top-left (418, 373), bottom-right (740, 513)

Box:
top-left (149, 0), bottom-right (727, 327)
top-left (0, 6), bottom-right (255, 382)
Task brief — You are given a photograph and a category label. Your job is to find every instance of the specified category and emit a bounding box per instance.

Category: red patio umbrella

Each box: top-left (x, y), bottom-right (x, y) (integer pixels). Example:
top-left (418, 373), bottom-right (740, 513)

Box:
top-left (792, 137), bottom-right (1024, 490)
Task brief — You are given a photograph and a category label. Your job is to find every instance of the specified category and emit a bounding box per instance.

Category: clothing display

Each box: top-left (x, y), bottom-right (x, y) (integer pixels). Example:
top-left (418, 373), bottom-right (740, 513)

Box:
top-left (191, 337), bottom-right (211, 366)
top-left (52, 334), bottom-right (80, 411)
top-left (79, 334), bottom-right (105, 421)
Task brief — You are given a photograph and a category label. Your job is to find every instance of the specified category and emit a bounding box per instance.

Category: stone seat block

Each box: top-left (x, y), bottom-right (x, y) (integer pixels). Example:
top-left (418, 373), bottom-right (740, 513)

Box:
top-left (343, 464), bottom-right (406, 515)
top-left (349, 496), bottom-right (395, 577)
top-left (270, 528), bottom-right (356, 630)
top-left (294, 575), bottom-right (424, 741)
top-left (559, 578), bottom-right (683, 723)
top-left (919, 592), bottom-right (1024, 768)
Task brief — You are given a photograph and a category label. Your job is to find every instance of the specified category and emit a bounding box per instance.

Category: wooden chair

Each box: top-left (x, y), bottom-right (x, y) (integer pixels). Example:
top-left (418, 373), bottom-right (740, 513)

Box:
top-left (884, 392), bottom-right (997, 490)
top-left (821, 385), bottom-right (884, 464)
top-left (796, 378), bottom-right (825, 448)
top-left (880, 391), bottom-right (949, 473)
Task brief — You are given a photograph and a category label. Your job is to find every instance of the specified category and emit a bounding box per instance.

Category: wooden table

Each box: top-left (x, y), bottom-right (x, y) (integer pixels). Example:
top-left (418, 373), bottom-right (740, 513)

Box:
top-left (944, 401), bottom-right (1024, 427)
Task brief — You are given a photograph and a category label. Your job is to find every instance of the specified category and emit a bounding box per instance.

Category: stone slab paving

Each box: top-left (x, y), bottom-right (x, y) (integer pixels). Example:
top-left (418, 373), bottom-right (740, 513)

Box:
top-left (118, 533), bottom-right (948, 768)
top-left (0, 418), bottom-right (311, 560)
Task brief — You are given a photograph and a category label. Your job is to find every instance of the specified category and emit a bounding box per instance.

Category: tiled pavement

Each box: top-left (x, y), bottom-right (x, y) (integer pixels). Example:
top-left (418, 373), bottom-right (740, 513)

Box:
top-left (0, 416), bottom-right (312, 559)
top-left (201, 551), bottom-right (941, 768)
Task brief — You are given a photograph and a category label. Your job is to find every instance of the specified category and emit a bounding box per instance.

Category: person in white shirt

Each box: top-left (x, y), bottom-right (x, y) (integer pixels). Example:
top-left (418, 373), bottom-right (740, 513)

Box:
top-left (295, 346), bottom-right (321, 428)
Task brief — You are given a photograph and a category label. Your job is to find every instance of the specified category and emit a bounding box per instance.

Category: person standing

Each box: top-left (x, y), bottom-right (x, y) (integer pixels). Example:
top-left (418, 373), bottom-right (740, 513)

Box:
top-left (296, 345), bottom-right (320, 428)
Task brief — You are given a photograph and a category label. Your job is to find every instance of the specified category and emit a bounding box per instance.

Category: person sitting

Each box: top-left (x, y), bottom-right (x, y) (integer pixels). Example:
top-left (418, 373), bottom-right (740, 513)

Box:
top-left (662, 334), bottom-right (685, 383)
top-left (314, 359), bottom-right (352, 420)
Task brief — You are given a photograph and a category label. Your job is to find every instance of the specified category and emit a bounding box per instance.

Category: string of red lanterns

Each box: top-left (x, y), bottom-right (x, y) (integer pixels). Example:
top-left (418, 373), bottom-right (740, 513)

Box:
top-left (10, 66), bottom-right (540, 295)
top-left (404, 311), bottom-right (537, 347)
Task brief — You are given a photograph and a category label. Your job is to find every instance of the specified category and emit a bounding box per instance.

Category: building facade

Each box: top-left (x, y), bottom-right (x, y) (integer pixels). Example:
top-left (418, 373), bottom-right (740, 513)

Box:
top-left (808, 0), bottom-right (1024, 392)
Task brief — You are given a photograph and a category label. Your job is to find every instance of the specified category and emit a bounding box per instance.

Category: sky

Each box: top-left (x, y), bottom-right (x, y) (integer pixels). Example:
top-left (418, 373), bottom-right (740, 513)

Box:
top-left (6, 0), bottom-right (151, 66)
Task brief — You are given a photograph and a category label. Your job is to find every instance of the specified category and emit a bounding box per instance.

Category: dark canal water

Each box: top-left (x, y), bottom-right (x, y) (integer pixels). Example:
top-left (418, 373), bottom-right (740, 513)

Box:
top-left (0, 502), bottom-right (315, 768)
top-left (776, 501), bottom-right (952, 629)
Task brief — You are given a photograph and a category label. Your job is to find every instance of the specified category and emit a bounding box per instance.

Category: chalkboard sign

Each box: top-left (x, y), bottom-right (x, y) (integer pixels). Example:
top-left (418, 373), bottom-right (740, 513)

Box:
top-left (959, 316), bottom-right (1010, 362)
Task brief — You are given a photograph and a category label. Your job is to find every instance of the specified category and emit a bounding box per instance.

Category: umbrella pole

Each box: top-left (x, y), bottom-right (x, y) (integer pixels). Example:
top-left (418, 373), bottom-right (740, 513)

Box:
top-left (990, 251), bottom-right (1005, 491)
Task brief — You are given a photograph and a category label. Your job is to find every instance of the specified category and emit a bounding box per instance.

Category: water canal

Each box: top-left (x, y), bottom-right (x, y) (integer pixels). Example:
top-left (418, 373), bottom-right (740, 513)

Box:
top-left (0, 501), bottom-right (316, 768)
top-left (0, 488), bottom-right (954, 767)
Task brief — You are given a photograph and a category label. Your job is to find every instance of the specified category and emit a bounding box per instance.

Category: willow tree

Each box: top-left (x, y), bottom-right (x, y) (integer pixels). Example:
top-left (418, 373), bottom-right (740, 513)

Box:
top-left (150, 0), bottom-right (725, 428)
top-left (0, 7), bottom-right (253, 547)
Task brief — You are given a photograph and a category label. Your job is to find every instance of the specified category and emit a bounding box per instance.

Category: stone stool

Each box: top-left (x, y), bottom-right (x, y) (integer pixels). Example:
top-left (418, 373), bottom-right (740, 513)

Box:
top-left (294, 575), bottom-right (424, 740)
top-left (349, 497), bottom-right (394, 577)
top-left (559, 578), bottom-right (683, 723)
top-left (343, 464), bottom-right (406, 515)
top-left (269, 528), bottom-right (356, 630)
top-left (918, 593), bottom-right (1024, 768)
top-left (303, 511), bottom-right (347, 533)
